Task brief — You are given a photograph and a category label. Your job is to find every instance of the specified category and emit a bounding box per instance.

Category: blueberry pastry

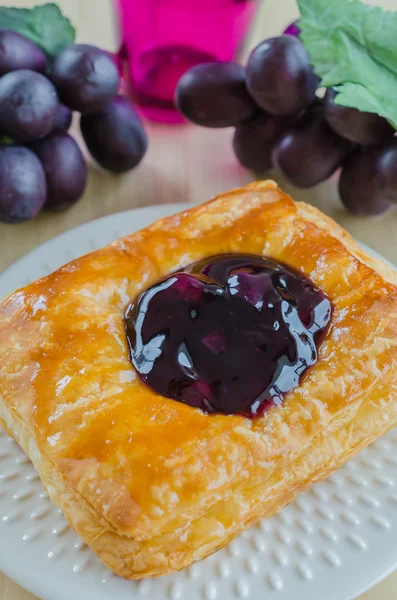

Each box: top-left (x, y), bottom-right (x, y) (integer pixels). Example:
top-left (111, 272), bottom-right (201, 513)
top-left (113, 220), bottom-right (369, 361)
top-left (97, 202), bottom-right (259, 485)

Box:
top-left (1, 180), bottom-right (397, 578)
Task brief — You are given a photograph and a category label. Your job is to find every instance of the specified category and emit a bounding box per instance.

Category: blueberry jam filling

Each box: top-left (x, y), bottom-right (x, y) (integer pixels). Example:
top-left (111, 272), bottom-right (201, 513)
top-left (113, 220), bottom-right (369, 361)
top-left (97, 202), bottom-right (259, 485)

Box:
top-left (125, 254), bottom-right (332, 417)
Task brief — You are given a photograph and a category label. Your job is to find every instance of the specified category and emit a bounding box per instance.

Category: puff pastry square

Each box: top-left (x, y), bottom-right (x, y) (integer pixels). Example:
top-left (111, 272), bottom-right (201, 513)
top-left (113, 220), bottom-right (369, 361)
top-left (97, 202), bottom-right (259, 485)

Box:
top-left (1, 180), bottom-right (397, 579)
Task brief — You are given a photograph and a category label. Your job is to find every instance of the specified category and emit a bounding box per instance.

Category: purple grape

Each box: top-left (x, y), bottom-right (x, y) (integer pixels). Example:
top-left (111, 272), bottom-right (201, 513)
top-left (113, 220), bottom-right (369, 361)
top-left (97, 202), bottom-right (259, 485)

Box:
top-left (272, 105), bottom-right (352, 187)
top-left (233, 112), bottom-right (290, 172)
top-left (339, 141), bottom-right (397, 215)
top-left (0, 30), bottom-right (46, 76)
top-left (246, 36), bottom-right (318, 116)
top-left (324, 88), bottom-right (395, 145)
top-left (0, 70), bottom-right (59, 142)
top-left (51, 44), bottom-right (120, 113)
top-left (175, 62), bottom-right (257, 127)
top-left (80, 96), bottom-right (147, 173)
top-left (54, 104), bottom-right (73, 131)
top-left (29, 131), bottom-right (87, 211)
top-left (283, 20), bottom-right (300, 37)
top-left (0, 145), bottom-right (46, 223)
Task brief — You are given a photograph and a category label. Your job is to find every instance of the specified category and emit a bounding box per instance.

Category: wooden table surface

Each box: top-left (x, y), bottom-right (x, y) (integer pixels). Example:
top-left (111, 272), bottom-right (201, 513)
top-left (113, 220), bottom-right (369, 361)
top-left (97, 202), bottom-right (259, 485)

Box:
top-left (1, 0), bottom-right (397, 598)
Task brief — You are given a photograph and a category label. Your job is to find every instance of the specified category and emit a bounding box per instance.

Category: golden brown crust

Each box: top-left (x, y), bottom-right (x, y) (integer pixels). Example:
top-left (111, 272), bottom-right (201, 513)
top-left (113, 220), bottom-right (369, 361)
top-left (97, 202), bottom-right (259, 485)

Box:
top-left (1, 180), bottom-right (397, 578)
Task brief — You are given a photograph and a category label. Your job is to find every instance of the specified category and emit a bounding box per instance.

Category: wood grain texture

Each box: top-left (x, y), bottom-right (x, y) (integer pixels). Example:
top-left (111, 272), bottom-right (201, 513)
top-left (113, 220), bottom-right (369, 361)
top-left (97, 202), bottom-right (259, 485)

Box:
top-left (1, 0), bottom-right (397, 598)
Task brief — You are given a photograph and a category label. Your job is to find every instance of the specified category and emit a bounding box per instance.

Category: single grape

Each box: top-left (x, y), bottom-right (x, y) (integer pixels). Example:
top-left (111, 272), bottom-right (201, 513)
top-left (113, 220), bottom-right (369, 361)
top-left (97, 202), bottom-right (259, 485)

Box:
top-left (272, 105), bottom-right (352, 187)
top-left (0, 70), bottom-right (59, 142)
top-left (80, 95), bottom-right (147, 173)
top-left (54, 104), bottom-right (73, 131)
top-left (175, 62), bottom-right (257, 127)
top-left (233, 112), bottom-right (289, 172)
top-left (324, 88), bottom-right (395, 145)
top-left (246, 36), bottom-right (318, 116)
top-left (51, 44), bottom-right (120, 113)
top-left (339, 141), bottom-right (397, 215)
top-left (0, 30), bottom-right (46, 76)
top-left (0, 145), bottom-right (46, 223)
top-left (378, 141), bottom-right (397, 203)
top-left (29, 131), bottom-right (87, 211)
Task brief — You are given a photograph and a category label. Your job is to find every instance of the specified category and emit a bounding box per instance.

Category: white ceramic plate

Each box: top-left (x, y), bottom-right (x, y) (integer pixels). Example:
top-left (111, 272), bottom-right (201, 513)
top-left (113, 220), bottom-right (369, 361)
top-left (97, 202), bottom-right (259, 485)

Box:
top-left (1, 203), bottom-right (397, 600)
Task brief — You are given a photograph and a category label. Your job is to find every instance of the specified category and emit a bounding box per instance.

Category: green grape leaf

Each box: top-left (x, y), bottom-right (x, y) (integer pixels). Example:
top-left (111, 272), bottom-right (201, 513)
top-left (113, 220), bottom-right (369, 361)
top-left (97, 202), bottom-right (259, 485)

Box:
top-left (0, 3), bottom-right (75, 60)
top-left (297, 0), bottom-right (397, 128)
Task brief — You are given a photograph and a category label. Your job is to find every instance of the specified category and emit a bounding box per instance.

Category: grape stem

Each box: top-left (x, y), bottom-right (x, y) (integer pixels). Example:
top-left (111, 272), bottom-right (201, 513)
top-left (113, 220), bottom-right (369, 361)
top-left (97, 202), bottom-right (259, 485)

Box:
top-left (0, 135), bottom-right (15, 145)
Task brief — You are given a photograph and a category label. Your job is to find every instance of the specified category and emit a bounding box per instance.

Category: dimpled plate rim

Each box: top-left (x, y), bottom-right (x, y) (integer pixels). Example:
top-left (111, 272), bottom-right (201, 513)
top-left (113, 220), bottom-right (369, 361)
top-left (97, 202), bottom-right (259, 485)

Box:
top-left (0, 203), bottom-right (397, 600)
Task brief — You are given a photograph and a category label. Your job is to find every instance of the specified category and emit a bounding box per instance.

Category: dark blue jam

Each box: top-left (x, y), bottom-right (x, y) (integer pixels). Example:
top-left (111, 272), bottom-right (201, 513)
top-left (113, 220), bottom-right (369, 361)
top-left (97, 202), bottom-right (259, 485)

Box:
top-left (125, 254), bottom-right (332, 418)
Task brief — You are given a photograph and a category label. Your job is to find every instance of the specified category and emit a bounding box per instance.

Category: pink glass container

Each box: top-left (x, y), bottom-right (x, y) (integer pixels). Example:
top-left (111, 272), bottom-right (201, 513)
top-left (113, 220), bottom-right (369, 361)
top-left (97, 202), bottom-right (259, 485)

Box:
top-left (115, 0), bottom-right (256, 123)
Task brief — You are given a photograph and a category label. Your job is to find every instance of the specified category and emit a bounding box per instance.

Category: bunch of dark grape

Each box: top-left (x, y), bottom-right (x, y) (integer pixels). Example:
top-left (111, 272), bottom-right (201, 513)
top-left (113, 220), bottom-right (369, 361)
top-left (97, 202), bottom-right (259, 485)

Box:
top-left (175, 34), bottom-right (397, 216)
top-left (0, 31), bottom-right (147, 224)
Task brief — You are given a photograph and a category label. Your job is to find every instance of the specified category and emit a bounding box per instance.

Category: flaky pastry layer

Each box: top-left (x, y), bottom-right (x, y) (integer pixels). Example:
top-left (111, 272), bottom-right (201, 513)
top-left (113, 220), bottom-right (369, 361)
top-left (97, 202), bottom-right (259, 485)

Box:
top-left (1, 181), bottom-right (397, 578)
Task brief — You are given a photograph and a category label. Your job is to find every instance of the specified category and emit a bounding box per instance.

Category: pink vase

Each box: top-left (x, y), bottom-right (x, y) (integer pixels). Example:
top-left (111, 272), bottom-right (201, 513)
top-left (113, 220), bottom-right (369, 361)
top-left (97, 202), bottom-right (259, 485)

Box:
top-left (115, 0), bottom-right (256, 123)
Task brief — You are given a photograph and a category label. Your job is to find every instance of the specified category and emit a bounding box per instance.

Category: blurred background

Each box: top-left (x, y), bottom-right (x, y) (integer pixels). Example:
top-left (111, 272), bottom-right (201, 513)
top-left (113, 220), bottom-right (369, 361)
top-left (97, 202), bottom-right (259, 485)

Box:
top-left (0, 0), bottom-right (395, 278)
